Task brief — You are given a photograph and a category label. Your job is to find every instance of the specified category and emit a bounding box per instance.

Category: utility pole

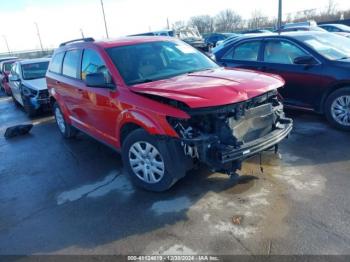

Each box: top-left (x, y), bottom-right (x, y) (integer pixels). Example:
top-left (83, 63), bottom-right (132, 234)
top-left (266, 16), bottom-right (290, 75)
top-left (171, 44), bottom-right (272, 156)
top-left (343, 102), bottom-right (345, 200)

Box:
top-left (80, 28), bottom-right (85, 38)
top-left (277, 0), bottom-right (282, 33)
top-left (100, 0), bottom-right (109, 38)
top-left (2, 35), bottom-right (11, 54)
top-left (167, 18), bottom-right (170, 29)
top-left (34, 22), bottom-right (44, 51)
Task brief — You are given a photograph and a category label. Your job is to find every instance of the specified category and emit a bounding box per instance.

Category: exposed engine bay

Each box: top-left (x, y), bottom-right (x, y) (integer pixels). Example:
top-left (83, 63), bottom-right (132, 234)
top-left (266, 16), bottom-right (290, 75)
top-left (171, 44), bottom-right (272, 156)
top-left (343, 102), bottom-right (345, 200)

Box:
top-left (166, 90), bottom-right (293, 175)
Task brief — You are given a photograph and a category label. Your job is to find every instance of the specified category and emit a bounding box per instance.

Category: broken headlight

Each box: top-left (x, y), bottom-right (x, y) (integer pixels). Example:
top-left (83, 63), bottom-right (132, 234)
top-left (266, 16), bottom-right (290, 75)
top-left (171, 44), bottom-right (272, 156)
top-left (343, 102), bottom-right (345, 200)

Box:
top-left (167, 116), bottom-right (200, 139)
top-left (22, 85), bottom-right (38, 98)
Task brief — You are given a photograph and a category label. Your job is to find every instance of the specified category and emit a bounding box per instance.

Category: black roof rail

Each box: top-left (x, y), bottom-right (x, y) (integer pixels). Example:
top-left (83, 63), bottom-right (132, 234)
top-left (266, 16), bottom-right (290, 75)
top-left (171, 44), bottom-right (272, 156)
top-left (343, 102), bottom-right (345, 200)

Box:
top-left (59, 37), bottom-right (95, 47)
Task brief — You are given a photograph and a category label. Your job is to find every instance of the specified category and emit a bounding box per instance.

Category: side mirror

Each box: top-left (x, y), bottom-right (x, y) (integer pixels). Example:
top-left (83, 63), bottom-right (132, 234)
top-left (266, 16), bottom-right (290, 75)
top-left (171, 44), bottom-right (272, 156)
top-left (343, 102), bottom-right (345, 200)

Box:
top-left (86, 72), bottom-right (114, 89)
top-left (9, 74), bottom-right (20, 82)
top-left (293, 55), bottom-right (318, 65)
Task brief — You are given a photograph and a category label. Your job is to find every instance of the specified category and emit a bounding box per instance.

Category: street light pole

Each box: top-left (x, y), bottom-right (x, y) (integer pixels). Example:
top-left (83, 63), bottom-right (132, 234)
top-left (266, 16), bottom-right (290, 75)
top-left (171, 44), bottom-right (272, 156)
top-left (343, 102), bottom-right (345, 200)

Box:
top-left (100, 0), bottom-right (109, 38)
top-left (35, 22), bottom-right (44, 51)
top-left (2, 35), bottom-right (11, 54)
top-left (278, 0), bottom-right (282, 33)
top-left (80, 28), bottom-right (85, 38)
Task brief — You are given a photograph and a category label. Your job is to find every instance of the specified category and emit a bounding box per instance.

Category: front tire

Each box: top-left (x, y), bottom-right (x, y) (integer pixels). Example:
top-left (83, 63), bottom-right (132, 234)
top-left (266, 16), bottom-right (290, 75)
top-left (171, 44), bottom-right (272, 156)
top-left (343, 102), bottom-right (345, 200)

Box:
top-left (325, 87), bottom-right (350, 131)
top-left (12, 93), bottom-right (20, 107)
top-left (122, 129), bottom-right (185, 192)
top-left (53, 102), bottom-right (77, 138)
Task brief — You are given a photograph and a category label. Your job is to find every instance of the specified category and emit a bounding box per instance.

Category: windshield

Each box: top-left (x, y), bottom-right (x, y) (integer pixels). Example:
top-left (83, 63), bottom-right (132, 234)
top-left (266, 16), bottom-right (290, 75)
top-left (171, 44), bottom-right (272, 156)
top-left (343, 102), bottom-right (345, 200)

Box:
top-left (296, 33), bottom-right (350, 60)
top-left (21, 62), bottom-right (49, 80)
top-left (106, 41), bottom-right (218, 85)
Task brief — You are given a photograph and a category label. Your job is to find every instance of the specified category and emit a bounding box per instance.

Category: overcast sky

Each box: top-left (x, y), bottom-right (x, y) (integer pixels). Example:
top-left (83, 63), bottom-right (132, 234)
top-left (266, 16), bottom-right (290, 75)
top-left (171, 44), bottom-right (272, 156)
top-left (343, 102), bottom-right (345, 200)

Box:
top-left (1, 0), bottom-right (350, 53)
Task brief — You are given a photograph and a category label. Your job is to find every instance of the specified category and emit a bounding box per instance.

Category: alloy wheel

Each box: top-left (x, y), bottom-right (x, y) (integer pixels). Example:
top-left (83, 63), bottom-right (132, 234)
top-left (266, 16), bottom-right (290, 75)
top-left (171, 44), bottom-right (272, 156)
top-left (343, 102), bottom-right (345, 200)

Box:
top-left (331, 95), bottom-right (350, 127)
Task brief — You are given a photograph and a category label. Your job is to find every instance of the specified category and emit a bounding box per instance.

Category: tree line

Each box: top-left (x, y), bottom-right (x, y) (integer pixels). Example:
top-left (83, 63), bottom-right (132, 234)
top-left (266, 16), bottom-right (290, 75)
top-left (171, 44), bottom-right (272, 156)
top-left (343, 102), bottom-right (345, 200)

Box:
top-left (174, 0), bottom-right (350, 34)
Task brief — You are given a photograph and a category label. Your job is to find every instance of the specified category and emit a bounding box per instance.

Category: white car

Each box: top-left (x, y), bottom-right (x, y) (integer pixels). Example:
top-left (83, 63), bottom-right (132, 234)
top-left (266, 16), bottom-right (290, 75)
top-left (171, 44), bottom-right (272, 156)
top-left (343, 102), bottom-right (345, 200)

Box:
top-left (9, 58), bottom-right (51, 117)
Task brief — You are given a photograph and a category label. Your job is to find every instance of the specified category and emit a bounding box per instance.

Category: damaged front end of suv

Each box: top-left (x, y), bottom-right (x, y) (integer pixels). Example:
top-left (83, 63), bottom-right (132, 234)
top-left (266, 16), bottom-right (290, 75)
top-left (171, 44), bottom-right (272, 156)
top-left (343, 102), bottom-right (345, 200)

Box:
top-left (166, 89), bottom-right (293, 175)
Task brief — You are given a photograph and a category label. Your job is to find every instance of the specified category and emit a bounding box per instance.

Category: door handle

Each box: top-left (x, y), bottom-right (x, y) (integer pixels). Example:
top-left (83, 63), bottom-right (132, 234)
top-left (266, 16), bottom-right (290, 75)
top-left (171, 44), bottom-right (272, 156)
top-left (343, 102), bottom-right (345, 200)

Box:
top-left (55, 81), bottom-right (61, 84)
top-left (77, 88), bottom-right (84, 92)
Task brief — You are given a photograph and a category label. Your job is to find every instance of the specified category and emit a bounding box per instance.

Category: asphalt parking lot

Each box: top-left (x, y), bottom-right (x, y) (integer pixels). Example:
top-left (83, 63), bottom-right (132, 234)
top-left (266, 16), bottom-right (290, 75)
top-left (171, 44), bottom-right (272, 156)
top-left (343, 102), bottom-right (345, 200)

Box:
top-left (0, 89), bottom-right (350, 255)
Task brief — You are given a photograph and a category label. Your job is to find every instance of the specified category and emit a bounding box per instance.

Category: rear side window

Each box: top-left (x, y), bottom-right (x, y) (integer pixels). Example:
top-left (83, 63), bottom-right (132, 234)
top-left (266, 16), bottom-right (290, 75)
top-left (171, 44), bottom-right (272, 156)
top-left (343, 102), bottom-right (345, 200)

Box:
top-left (223, 41), bottom-right (261, 61)
top-left (49, 52), bottom-right (65, 74)
top-left (62, 50), bottom-right (81, 78)
top-left (81, 49), bottom-right (108, 81)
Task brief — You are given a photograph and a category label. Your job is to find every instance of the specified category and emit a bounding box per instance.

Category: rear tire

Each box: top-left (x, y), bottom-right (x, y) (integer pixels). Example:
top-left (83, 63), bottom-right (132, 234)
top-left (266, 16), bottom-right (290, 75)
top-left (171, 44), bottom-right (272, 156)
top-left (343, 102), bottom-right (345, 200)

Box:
top-left (325, 87), bottom-right (350, 131)
top-left (122, 129), bottom-right (186, 192)
top-left (53, 102), bottom-right (77, 138)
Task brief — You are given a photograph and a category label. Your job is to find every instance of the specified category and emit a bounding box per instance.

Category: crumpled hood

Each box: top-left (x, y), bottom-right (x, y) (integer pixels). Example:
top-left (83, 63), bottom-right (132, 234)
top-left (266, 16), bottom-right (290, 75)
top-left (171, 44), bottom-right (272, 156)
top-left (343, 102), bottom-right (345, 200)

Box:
top-left (22, 78), bottom-right (47, 91)
top-left (130, 67), bottom-right (284, 108)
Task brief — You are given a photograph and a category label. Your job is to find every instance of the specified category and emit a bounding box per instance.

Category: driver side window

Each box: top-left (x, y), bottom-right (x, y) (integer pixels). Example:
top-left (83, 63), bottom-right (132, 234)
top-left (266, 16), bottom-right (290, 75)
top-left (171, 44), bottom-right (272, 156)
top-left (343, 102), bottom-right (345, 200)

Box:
top-left (263, 40), bottom-right (307, 64)
top-left (81, 49), bottom-right (109, 81)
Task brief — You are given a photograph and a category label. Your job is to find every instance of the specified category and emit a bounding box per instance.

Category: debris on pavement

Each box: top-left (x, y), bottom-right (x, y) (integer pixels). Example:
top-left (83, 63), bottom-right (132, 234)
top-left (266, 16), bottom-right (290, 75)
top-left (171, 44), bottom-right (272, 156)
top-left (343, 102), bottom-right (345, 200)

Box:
top-left (4, 124), bottom-right (33, 139)
top-left (232, 215), bottom-right (243, 225)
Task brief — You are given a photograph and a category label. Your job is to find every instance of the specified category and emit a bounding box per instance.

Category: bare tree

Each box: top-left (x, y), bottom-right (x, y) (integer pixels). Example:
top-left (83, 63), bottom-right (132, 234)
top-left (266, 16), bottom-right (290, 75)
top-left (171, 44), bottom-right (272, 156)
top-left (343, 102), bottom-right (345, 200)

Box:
top-left (247, 10), bottom-right (269, 29)
top-left (215, 9), bottom-right (242, 32)
top-left (189, 15), bottom-right (214, 34)
top-left (325, 0), bottom-right (338, 15)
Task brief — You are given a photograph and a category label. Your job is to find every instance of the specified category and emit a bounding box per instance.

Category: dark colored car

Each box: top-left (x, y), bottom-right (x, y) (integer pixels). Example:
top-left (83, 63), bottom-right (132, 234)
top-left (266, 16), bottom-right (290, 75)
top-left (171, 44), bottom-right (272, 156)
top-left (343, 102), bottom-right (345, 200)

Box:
top-left (241, 29), bottom-right (272, 34)
top-left (213, 31), bottom-right (350, 130)
top-left (319, 24), bottom-right (350, 38)
top-left (46, 37), bottom-right (292, 191)
top-left (205, 33), bottom-right (237, 47)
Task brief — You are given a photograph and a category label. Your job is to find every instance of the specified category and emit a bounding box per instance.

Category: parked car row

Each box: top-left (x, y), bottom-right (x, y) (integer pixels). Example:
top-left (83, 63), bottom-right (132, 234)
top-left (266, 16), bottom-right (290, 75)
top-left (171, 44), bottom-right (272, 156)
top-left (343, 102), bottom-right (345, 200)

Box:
top-left (0, 57), bottom-right (51, 116)
top-left (2, 26), bottom-right (349, 192)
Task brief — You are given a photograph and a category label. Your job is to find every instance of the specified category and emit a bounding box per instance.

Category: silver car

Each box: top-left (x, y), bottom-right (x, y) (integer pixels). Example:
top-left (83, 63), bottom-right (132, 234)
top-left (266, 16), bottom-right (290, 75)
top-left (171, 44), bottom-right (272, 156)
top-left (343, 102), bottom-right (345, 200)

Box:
top-left (9, 58), bottom-right (51, 117)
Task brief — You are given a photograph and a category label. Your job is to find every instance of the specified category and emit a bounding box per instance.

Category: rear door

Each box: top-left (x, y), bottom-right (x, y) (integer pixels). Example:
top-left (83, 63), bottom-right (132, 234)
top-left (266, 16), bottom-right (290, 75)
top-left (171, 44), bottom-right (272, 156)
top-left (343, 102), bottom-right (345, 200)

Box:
top-left (59, 49), bottom-right (85, 124)
top-left (219, 40), bottom-right (263, 70)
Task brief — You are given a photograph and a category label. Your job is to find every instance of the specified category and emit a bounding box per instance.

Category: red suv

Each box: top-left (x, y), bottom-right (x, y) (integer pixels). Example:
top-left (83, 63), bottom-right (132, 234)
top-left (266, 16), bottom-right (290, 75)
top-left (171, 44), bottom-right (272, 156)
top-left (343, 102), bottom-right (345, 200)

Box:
top-left (46, 37), bottom-right (292, 191)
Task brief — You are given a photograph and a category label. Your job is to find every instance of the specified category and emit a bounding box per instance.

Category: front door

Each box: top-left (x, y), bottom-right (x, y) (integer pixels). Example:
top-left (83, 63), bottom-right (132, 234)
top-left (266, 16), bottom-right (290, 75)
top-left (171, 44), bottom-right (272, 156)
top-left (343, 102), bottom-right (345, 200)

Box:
top-left (260, 39), bottom-right (326, 109)
top-left (77, 48), bottom-right (121, 147)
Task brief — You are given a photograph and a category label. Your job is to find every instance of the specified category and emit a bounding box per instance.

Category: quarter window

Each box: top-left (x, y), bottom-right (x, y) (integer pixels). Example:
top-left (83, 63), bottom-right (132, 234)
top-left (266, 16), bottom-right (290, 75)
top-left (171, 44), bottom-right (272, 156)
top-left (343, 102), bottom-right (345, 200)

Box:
top-left (81, 49), bottom-right (108, 81)
top-left (49, 52), bottom-right (65, 74)
top-left (62, 50), bottom-right (81, 78)
top-left (223, 41), bottom-right (261, 61)
top-left (264, 40), bottom-right (307, 64)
